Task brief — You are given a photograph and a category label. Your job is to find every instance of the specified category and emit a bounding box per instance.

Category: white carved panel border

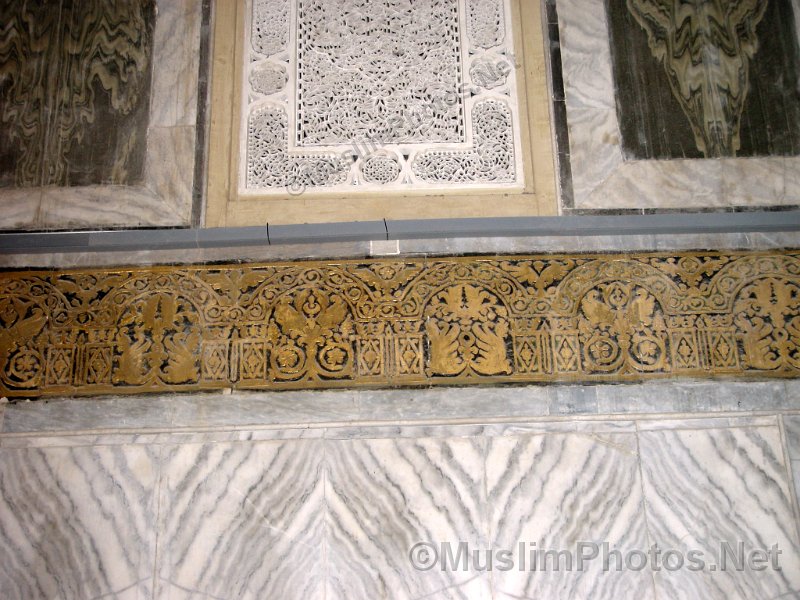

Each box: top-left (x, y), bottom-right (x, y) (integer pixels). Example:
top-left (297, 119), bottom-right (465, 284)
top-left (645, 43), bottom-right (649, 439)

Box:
top-left (240, 0), bottom-right (524, 195)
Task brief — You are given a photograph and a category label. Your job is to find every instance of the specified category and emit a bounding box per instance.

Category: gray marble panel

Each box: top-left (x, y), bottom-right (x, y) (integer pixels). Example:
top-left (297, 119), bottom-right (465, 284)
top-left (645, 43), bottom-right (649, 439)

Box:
top-left (325, 436), bottom-right (491, 600)
top-left (487, 432), bottom-right (655, 599)
top-left (638, 424), bottom-right (800, 599)
top-left (5, 231), bottom-right (800, 270)
top-left (0, 444), bottom-right (159, 599)
top-left (3, 380), bottom-right (800, 436)
top-left (150, 0), bottom-right (202, 127)
top-left (785, 415), bottom-right (800, 460)
top-left (156, 439), bottom-right (325, 600)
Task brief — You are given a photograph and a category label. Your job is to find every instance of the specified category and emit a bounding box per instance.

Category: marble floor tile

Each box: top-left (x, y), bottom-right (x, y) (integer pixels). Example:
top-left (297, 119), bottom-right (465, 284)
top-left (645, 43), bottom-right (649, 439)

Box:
top-left (325, 436), bottom-right (492, 600)
top-left (155, 440), bottom-right (325, 600)
top-left (0, 444), bottom-right (159, 599)
top-left (638, 425), bottom-right (800, 600)
top-left (487, 432), bottom-right (656, 600)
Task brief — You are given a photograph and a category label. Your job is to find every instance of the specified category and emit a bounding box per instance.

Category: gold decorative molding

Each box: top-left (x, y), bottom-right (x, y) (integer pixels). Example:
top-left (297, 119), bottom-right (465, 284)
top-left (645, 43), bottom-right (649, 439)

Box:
top-left (2, 250), bottom-right (800, 398)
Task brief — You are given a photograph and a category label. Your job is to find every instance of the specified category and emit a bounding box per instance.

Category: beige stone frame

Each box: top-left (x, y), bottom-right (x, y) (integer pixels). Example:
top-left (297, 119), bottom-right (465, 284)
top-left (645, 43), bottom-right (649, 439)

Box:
top-left (205, 0), bottom-right (557, 227)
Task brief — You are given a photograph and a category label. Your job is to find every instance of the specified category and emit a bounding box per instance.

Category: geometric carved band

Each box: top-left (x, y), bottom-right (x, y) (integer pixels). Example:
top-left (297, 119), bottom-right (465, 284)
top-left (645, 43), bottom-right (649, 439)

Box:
top-left (1, 251), bottom-right (799, 398)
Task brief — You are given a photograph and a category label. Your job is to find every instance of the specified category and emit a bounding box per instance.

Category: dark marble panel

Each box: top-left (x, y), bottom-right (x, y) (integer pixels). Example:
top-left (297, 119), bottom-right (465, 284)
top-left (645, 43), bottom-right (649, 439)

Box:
top-left (0, 0), bottom-right (155, 189)
top-left (607, 0), bottom-right (800, 160)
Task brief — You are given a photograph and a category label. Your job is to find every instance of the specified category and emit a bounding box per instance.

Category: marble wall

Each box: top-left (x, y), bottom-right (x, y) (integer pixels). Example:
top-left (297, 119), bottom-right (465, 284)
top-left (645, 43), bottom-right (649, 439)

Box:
top-left (552, 0), bottom-right (800, 211)
top-left (2, 384), bottom-right (800, 599)
top-left (0, 0), bottom-right (207, 231)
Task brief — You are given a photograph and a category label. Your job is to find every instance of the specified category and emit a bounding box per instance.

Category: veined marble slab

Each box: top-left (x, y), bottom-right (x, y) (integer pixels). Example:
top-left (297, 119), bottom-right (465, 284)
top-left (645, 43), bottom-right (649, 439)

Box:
top-left (0, 444), bottom-right (159, 599)
top-left (1, 414), bottom-right (798, 599)
top-left (156, 440), bottom-right (326, 599)
top-left (557, 0), bottom-right (800, 211)
top-left (487, 432), bottom-right (655, 599)
top-left (639, 425), bottom-right (800, 599)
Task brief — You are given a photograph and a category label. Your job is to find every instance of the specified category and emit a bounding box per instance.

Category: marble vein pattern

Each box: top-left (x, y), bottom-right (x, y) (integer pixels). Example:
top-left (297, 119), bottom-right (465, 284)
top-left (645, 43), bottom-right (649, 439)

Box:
top-left (487, 432), bottom-right (656, 599)
top-left (0, 0), bottom-right (204, 231)
top-left (557, 0), bottom-right (800, 210)
top-left (156, 440), bottom-right (325, 599)
top-left (325, 437), bottom-right (491, 600)
top-left (2, 414), bottom-right (799, 599)
top-left (638, 424), bottom-right (800, 599)
top-left (0, 444), bottom-right (159, 600)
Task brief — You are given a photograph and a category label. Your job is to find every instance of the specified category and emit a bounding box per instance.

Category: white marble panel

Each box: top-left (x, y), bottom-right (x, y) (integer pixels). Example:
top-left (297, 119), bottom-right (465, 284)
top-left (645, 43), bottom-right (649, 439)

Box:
top-left (325, 436), bottom-right (492, 600)
top-left (0, 444), bottom-right (159, 599)
top-left (145, 125), bottom-right (197, 220)
top-left (156, 440), bottom-right (326, 600)
top-left (638, 425), bottom-right (800, 599)
top-left (38, 185), bottom-right (187, 229)
top-left (150, 0), bottom-right (202, 127)
top-left (487, 432), bottom-right (655, 599)
top-left (0, 189), bottom-right (39, 231)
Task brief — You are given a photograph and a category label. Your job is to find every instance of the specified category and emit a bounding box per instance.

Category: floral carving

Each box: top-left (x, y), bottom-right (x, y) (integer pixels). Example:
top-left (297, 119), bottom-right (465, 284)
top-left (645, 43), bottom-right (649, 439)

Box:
top-left (269, 289), bottom-right (354, 381)
top-left (2, 251), bottom-right (800, 398)
top-left (425, 284), bottom-right (511, 377)
top-left (579, 283), bottom-right (668, 373)
top-left (735, 277), bottom-right (800, 370)
top-left (114, 294), bottom-right (201, 386)
top-left (243, 0), bottom-right (521, 192)
top-left (0, 296), bottom-right (47, 389)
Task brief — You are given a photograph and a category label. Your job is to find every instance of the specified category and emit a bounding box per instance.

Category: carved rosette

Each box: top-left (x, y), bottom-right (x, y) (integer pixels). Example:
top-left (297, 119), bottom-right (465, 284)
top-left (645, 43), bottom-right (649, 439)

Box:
top-left (3, 251), bottom-right (800, 397)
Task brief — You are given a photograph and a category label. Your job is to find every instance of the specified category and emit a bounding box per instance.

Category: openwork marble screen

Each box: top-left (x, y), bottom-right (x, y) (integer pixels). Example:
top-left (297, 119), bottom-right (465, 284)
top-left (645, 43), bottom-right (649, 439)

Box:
top-left (240, 0), bottom-right (525, 195)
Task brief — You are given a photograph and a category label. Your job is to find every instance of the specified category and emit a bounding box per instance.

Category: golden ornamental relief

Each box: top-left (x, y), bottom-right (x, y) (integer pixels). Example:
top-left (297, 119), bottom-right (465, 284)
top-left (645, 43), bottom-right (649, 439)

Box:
top-left (2, 251), bottom-right (800, 398)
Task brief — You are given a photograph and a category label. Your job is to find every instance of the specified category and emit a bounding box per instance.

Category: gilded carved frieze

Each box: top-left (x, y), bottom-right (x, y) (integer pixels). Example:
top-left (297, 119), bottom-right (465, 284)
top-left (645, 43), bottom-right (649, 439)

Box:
top-left (2, 251), bottom-right (800, 398)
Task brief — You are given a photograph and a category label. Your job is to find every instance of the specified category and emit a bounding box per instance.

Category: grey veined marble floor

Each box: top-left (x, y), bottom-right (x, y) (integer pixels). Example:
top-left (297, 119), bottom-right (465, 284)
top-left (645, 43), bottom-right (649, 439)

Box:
top-left (1, 394), bottom-right (800, 599)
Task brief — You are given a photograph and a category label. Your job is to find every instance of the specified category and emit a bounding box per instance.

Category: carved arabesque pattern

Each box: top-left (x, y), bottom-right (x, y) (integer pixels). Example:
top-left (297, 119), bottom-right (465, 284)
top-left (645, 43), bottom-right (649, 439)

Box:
top-left (412, 99), bottom-right (515, 183)
top-left (247, 105), bottom-right (349, 189)
top-left (467, 0), bottom-right (506, 49)
top-left (243, 0), bottom-right (521, 192)
top-left (4, 251), bottom-right (798, 398)
top-left (252, 0), bottom-right (289, 57)
top-left (296, 0), bottom-right (465, 146)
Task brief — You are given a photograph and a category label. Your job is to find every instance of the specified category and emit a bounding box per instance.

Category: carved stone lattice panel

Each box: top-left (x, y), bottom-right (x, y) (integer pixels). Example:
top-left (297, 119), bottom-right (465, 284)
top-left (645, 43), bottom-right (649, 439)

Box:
top-left (2, 251), bottom-right (800, 398)
top-left (241, 0), bottom-right (524, 194)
